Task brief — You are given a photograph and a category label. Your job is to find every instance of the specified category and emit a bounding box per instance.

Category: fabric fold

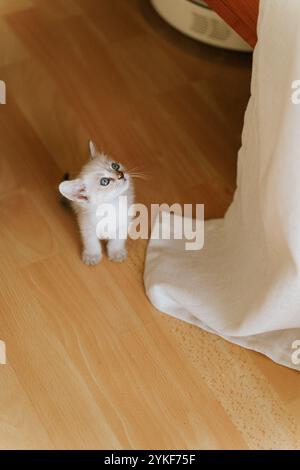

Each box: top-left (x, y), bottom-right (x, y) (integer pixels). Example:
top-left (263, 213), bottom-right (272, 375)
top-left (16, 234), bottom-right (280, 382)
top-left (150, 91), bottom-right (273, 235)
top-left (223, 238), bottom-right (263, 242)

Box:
top-left (144, 0), bottom-right (300, 370)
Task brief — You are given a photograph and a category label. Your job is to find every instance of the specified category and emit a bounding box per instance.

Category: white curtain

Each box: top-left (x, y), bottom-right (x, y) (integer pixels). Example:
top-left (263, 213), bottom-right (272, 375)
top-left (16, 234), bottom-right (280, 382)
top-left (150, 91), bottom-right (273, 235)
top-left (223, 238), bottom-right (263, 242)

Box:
top-left (144, 0), bottom-right (300, 370)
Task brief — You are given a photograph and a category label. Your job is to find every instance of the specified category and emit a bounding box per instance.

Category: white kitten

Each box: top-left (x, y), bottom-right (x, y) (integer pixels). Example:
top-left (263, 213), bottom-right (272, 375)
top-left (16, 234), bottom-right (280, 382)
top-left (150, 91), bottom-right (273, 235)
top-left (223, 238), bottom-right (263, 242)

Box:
top-left (59, 141), bottom-right (134, 265)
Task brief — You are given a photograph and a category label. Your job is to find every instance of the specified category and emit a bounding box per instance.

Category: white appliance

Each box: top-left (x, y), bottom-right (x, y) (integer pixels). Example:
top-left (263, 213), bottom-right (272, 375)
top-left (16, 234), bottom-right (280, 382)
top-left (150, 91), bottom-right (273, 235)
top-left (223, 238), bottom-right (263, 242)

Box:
top-left (151, 0), bottom-right (252, 52)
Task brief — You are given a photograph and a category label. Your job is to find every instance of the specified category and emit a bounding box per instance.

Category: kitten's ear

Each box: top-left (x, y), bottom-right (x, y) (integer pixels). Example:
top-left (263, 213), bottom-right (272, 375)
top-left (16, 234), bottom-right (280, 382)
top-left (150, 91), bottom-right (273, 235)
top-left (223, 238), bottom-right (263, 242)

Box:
top-left (88, 140), bottom-right (98, 160)
top-left (59, 179), bottom-right (88, 202)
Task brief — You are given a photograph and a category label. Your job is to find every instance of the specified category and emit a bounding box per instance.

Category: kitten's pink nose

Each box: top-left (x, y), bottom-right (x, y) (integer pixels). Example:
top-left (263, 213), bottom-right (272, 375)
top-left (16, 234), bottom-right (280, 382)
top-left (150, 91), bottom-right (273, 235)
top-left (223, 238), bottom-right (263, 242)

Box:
top-left (117, 171), bottom-right (124, 180)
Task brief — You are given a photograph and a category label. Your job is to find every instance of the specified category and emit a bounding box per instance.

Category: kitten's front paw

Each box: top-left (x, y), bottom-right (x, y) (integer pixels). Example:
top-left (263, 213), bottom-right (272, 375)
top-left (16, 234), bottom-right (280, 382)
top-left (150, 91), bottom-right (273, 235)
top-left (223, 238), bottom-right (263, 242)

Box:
top-left (108, 248), bottom-right (127, 263)
top-left (82, 251), bottom-right (102, 265)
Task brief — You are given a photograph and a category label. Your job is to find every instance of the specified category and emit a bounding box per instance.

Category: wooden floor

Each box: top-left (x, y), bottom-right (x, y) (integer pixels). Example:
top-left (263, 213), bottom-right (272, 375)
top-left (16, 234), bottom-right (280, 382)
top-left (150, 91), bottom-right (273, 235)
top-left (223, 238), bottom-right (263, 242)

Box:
top-left (0, 0), bottom-right (300, 450)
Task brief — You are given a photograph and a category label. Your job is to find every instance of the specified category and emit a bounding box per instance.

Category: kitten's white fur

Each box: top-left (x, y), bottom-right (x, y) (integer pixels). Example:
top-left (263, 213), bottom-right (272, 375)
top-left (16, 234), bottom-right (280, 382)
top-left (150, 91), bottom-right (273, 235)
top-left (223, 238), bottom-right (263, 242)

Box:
top-left (59, 141), bottom-right (134, 265)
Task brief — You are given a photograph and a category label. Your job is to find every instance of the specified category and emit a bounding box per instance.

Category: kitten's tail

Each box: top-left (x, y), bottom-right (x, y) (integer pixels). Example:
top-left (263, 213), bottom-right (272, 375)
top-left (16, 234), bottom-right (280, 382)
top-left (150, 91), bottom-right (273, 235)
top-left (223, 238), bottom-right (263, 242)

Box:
top-left (59, 172), bottom-right (71, 208)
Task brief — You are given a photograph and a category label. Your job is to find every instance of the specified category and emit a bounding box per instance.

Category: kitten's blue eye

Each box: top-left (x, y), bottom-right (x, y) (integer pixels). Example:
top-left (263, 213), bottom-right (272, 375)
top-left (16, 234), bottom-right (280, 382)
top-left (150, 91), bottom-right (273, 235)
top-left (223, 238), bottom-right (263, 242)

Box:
top-left (111, 162), bottom-right (120, 171)
top-left (100, 177), bottom-right (110, 186)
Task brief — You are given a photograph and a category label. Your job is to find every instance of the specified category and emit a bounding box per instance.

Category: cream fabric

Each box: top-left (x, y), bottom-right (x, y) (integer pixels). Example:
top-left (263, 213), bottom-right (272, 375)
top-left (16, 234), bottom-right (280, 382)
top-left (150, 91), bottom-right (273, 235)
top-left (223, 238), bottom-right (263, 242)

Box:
top-left (144, 0), bottom-right (300, 370)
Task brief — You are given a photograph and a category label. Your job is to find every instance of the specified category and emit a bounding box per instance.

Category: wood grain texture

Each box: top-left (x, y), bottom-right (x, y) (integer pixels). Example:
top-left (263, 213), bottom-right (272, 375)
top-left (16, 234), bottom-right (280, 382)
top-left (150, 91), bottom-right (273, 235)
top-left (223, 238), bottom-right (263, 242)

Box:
top-left (0, 0), bottom-right (299, 450)
top-left (205, 0), bottom-right (259, 47)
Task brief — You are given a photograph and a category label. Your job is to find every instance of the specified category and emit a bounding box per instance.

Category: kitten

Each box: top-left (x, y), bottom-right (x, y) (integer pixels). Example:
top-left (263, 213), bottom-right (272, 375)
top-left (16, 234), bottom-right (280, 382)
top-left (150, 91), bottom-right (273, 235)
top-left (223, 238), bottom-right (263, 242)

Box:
top-left (59, 141), bottom-right (134, 265)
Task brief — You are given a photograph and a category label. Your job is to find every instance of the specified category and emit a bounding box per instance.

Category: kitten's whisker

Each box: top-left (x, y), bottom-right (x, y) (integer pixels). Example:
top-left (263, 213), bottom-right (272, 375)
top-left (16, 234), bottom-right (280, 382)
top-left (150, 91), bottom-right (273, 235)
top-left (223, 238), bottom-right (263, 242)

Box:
top-left (127, 166), bottom-right (147, 173)
top-left (128, 174), bottom-right (148, 180)
top-left (127, 168), bottom-right (149, 180)
top-left (128, 171), bottom-right (147, 176)
top-left (126, 164), bottom-right (149, 181)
